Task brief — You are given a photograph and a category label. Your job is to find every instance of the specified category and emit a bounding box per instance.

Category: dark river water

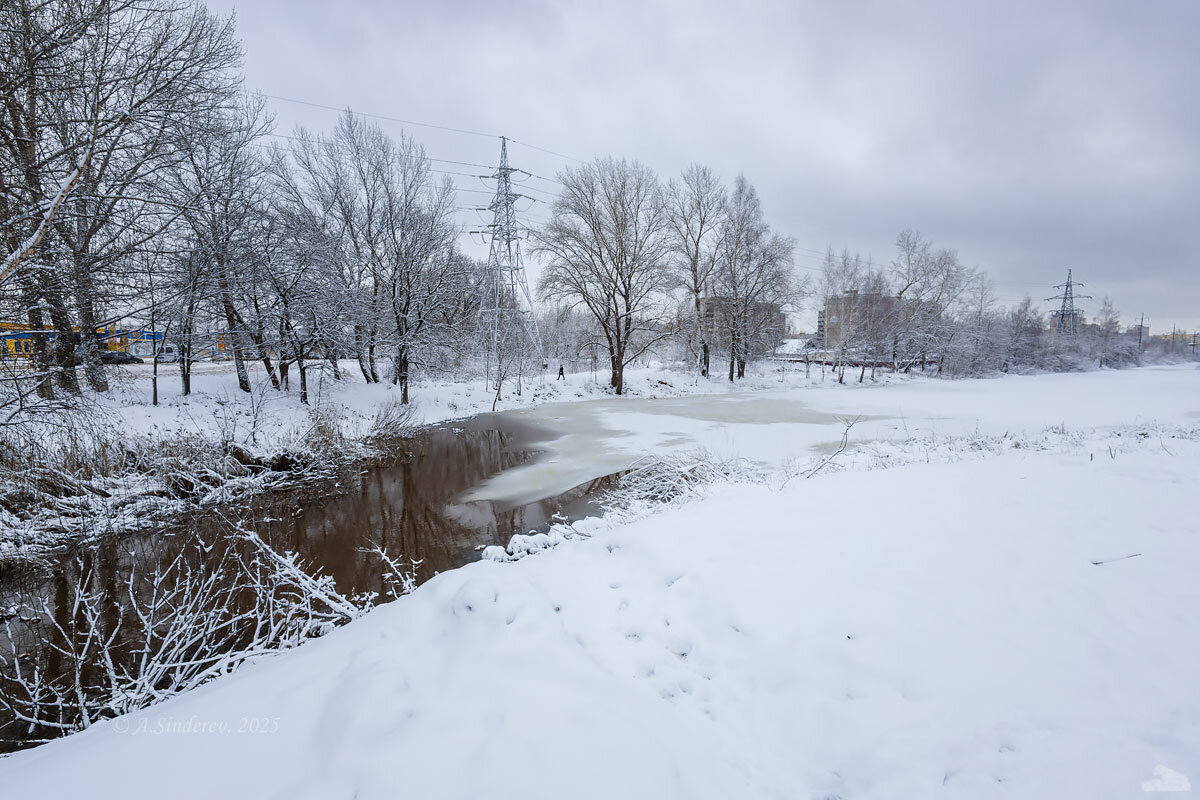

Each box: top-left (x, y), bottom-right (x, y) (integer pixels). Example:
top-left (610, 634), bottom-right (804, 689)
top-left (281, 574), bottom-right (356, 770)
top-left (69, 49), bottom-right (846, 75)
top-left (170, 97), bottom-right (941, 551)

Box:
top-left (266, 414), bottom-right (608, 593)
top-left (0, 414), bottom-right (614, 752)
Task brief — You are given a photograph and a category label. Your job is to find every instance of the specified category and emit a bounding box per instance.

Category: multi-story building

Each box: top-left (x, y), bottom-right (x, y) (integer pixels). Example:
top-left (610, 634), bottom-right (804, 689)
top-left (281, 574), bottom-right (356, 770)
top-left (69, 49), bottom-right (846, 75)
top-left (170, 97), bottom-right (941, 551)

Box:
top-left (698, 296), bottom-right (787, 357)
top-left (817, 291), bottom-right (897, 350)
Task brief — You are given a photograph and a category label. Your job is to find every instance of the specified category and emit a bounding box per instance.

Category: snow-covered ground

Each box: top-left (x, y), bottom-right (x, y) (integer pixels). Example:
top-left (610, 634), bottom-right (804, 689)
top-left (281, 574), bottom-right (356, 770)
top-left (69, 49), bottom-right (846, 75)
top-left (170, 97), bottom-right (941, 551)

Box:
top-left (89, 359), bottom-right (796, 452)
top-left (467, 364), bottom-right (1200, 506)
top-left (2, 366), bottom-right (1198, 798)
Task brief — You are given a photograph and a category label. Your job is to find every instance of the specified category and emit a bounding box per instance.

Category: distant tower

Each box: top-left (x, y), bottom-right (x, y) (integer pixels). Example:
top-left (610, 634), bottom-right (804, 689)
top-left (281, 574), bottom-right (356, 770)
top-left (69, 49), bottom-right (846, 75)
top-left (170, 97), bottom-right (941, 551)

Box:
top-left (477, 136), bottom-right (541, 381)
top-left (1046, 269), bottom-right (1092, 335)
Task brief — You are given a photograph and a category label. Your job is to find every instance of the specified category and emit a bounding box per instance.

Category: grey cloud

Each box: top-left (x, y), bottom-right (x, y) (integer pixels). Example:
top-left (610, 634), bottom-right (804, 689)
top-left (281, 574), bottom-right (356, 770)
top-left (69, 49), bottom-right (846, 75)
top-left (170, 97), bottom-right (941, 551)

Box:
top-left (211, 0), bottom-right (1199, 329)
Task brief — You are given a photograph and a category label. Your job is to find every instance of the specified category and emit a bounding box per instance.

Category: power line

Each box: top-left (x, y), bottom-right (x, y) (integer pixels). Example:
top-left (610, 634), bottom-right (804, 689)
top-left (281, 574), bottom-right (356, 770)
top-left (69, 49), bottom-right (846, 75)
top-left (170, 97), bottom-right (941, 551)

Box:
top-left (513, 169), bottom-right (564, 186)
top-left (262, 93), bottom-right (584, 165)
top-left (263, 93), bottom-right (501, 140)
top-left (508, 138), bottom-right (584, 164)
top-left (260, 131), bottom-right (499, 170)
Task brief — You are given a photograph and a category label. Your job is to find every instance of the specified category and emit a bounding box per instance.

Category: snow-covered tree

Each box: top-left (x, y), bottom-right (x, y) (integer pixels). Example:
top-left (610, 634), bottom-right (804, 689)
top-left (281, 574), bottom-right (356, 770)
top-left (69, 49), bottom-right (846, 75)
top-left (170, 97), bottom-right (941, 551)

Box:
top-left (712, 175), bottom-right (797, 381)
top-left (535, 157), bottom-right (673, 395)
top-left (665, 164), bottom-right (726, 377)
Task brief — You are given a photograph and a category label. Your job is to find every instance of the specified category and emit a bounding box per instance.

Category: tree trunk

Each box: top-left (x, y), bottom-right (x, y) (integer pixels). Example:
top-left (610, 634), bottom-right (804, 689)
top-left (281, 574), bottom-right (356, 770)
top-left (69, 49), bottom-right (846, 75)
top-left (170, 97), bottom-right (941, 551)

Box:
top-left (218, 299), bottom-right (250, 392)
top-left (214, 263), bottom-right (251, 392)
top-left (45, 286), bottom-right (80, 394)
top-left (728, 330), bottom-right (737, 382)
top-left (354, 324), bottom-right (373, 382)
top-left (328, 349), bottom-right (340, 380)
top-left (250, 300), bottom-right (280, 390)
top-left (22, 280), bottom-right (54, 400)
top-left (258, 348), bottom-right (279, 390)
top-left (368, 340), bottom-right (380, 384)
top-left (73, 259), bottom-right (109, 392)
top-left (180, 355), bottom-right (192, 395)
top-left (399, 351), bottom-right (409, 404)
top-left (297, 358), bottom-right (308, 405)
top-left (179, 314), bottom-right (194, 396)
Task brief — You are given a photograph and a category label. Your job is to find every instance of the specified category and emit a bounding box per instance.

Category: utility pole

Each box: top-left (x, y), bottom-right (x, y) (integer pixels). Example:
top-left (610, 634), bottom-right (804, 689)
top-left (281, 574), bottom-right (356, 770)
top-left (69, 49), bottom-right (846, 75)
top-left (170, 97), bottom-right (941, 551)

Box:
top-left (1046, 268), bottom-right (1091, 336)
top-left (474, 136), bottom-right (541, 389)
top-left (1138, 312), bottom-right (1145, 351)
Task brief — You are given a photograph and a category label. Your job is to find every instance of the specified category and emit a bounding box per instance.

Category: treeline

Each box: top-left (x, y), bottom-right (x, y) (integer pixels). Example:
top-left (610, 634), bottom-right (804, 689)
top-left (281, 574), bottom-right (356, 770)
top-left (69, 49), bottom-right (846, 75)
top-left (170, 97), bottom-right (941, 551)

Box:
top-left (815, 231), bottom-right (1145, 383)
top-left (1, 0), bottom-right (487, 417)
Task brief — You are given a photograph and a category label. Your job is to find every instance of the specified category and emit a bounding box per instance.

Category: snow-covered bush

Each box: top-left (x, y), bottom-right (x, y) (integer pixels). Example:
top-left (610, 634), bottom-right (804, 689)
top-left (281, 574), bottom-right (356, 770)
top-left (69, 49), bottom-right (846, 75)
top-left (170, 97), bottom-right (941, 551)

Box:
top-left (0, 523), bottom-right (417, 750)
top-left (603, 449), bottom-right (765, 508)
top-left (0, 401), bottom-right (417, 556)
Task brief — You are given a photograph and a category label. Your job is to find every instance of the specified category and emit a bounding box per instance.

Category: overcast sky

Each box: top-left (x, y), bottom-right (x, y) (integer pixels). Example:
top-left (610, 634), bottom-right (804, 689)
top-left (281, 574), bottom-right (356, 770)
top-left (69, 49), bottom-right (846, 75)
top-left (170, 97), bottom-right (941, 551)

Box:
top-left (209, 0), bottom-right (1198, 333)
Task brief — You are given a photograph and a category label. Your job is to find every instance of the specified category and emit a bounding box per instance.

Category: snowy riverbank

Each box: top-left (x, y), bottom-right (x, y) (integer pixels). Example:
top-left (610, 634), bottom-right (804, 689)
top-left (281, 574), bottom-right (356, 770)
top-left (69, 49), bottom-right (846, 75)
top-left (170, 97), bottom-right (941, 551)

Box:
top-left (0, 357), bottom-right (920, 555)
top-left (1, 366), bottom-right (1197, 798)
top-left (0, 360), bottom-right (796, 555)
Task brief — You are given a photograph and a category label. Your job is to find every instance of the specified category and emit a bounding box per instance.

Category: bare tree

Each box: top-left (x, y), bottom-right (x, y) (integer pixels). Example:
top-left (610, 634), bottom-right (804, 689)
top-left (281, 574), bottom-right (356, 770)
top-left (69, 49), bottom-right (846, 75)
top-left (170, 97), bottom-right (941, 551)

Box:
top-left (0, 0), bottom-right (242, 398)
top-left (713, 175), bottom-right (797, 381)
top-left (819, 248), bottom-right (871, 383)
top-left (169, 96), bottom-right (275, 394)
top-left (887, 229), bottom-right (972, 372)
top-left (665, 164), bottom-right (726, 377)
top-left (535, 157), bottom-right (673, 395)
top-left (284, 113), bottom-right (461, 402)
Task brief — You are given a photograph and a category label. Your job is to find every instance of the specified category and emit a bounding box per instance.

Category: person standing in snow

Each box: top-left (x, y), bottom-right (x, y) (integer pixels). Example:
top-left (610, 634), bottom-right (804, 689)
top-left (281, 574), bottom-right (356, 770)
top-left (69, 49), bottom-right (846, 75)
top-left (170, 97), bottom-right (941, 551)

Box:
top-left (557, 364), bottom-right (565, 380)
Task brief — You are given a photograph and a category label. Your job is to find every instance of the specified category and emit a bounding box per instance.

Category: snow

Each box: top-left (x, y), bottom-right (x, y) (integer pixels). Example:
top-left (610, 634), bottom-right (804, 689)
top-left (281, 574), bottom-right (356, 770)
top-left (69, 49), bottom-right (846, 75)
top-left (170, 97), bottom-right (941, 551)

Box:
top-left (84, 359), bottom-right (787, 457)
top-left (773, 338), bottom-right (813, 354)
top-left (464, 364), bottom-right (1200, 506)
top-left (2, 366), bottom-right (1198, 798)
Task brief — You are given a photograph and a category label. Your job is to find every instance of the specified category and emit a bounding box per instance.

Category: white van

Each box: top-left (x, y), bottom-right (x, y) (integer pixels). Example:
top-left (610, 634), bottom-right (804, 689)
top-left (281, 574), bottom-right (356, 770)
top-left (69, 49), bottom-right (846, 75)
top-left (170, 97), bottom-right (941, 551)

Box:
top-left (130, 340), bottom-right (180, 363)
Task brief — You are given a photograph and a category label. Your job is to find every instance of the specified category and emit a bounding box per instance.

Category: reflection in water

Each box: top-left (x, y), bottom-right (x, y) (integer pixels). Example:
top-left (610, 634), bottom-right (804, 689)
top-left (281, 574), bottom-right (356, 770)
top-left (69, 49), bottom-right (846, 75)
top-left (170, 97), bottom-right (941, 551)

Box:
top-left (270, 419), bottom-right (605, 593)
top-left (0, 418), bottom-right (613, 752)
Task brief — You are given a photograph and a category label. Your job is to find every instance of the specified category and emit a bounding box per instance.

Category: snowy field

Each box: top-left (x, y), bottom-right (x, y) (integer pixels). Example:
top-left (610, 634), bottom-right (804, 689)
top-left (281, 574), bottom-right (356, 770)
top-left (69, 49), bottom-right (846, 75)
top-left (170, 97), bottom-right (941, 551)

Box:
top-left (2, 366), bottom-right (1198, 799)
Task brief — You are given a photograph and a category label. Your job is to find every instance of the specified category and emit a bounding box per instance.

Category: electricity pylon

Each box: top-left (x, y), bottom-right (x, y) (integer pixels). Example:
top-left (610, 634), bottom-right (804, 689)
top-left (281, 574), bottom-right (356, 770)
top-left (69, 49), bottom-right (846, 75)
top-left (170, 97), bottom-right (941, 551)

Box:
top-left (1046, 268), bottom-right (1092, 336)
top-left (475, 136), bottom-right (542, 386)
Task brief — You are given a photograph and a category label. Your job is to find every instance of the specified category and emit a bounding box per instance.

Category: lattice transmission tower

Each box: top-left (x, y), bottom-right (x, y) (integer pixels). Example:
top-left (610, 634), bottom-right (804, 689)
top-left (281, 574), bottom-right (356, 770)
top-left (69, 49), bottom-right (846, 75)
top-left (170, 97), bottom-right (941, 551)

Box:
top-left (476, 136), bottom-right (541, 385)
top-left (1046, 268), bottom-right (1091, 336)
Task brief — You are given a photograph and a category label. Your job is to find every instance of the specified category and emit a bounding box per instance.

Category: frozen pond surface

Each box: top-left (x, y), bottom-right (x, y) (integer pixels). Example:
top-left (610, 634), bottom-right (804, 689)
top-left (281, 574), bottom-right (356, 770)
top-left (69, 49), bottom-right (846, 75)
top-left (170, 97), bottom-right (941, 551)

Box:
top-left (463, 391), bottom-right (881, 507)
top-left (462, 365), bottom-right (1200, 508)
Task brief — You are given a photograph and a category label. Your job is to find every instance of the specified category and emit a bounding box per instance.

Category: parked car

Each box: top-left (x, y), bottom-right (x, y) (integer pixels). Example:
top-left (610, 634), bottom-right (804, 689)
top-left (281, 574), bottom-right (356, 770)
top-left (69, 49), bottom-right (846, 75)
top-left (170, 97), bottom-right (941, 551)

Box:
top-left (69, 348), bottom-right (145, 366)
top-left (98, 350), bottom-right (144, 365)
